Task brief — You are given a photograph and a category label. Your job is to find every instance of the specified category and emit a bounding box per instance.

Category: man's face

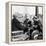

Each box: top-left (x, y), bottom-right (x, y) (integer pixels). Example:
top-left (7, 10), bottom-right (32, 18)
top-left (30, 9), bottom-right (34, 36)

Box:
top-left (16, 14), bottom-right (27, 23)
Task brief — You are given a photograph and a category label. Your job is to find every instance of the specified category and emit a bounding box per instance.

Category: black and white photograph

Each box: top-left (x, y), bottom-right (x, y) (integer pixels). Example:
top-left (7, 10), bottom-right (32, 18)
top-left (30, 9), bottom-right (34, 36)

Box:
top-left (11, 3), bottom-right (44, 42)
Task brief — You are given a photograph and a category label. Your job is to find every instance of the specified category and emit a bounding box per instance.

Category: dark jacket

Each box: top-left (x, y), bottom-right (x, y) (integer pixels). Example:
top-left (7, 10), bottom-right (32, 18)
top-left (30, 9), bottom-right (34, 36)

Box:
top-left (12, 17), bottom-right (26, 31)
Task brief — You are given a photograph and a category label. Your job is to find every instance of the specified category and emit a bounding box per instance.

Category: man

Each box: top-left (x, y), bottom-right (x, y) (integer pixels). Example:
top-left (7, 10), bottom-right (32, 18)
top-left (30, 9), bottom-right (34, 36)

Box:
top-left (11, 12), bottom-right (30, 40)
top-left (31, 16), bottom-right (43, 39)
top-left (12, 12), bottom-right (27, 31)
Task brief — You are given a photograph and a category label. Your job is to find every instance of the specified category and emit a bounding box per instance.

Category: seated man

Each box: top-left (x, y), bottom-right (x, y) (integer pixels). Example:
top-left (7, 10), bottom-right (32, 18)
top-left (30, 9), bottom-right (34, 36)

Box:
top-left (11, 13), bottom-right (29, 40)
top-left (12, 12), bottom-right (27, 31)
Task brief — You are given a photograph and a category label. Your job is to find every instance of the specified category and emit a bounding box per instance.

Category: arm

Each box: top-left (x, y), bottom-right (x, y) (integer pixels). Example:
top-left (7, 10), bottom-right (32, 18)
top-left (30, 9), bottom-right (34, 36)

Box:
top-left (12, 18), bottom-right (26, 30)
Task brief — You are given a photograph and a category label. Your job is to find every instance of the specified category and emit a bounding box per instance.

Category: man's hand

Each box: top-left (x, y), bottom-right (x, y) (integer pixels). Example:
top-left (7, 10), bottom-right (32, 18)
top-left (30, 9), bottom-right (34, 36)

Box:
top-left (21, 23), bottom-right (26, 27)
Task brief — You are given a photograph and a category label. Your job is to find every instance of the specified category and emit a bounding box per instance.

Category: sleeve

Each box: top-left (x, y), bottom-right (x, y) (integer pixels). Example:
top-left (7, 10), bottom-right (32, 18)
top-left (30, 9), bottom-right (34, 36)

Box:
top-left (12, 18), bottom-right (26, 30)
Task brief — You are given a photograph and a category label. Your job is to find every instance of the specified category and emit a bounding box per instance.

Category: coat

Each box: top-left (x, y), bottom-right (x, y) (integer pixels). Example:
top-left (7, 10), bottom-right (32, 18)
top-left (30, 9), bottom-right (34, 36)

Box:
top-left (12, 17), bottom-right (26, 31)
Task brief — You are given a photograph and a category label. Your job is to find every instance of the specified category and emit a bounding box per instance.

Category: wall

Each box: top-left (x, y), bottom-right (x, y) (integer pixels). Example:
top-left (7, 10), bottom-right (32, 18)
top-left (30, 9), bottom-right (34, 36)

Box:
top-left (0, 0), bottom-right (46, 46)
